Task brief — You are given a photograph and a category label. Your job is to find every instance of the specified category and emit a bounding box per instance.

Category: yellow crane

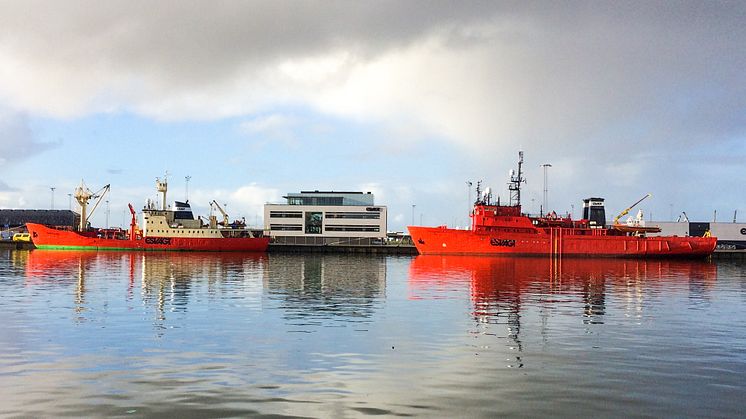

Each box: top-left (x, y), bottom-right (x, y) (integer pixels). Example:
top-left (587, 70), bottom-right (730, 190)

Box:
top-left (210, 200), bottom-right (230, 226)
top-left (612, 193), bottom-right (651, 225)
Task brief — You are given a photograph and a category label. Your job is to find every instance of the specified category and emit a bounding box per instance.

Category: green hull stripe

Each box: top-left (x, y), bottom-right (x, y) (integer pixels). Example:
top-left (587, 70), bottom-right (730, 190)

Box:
top-left (37, 245), bottom-right (143, 251)
top-left (33, 245), bottom-right (262, 252)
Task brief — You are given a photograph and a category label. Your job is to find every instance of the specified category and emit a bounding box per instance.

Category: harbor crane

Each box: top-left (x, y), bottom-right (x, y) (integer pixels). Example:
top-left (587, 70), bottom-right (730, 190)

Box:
top-left (612, 193), bottom-right (651, 225)
top-left (74, 181), bottom-right (111, 231)
top-left (210, 200), bottom-right (229, 226)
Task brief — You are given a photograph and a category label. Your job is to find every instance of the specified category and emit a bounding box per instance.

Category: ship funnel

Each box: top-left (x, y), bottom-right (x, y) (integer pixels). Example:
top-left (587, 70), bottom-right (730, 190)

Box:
top-left (583, 197), bottom-right (606, 228)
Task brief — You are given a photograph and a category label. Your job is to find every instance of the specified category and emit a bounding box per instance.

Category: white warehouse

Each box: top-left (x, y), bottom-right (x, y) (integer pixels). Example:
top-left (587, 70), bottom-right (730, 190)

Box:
top-left (264, 191), bottom-right (387, 245)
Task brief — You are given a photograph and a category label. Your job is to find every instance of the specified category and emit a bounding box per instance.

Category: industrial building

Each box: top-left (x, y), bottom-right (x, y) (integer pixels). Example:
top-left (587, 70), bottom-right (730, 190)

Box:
top-left (264, 191), bottom-right (387, 246)
top-left (651, 221), bottom-right (746, 250)
top-left (0, 209), bottom-right (80, 239)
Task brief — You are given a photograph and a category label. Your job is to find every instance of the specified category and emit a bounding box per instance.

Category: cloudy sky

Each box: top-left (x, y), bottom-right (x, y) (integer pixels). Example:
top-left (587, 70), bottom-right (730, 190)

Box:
top-left (0, 1), bottom-right (744, 229)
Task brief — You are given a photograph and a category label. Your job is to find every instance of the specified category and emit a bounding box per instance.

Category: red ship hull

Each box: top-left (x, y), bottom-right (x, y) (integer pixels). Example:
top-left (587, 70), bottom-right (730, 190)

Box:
top-left (27, 223), bottom-right (269, 252)
top-left (408, 225), bottom-right (717, 258)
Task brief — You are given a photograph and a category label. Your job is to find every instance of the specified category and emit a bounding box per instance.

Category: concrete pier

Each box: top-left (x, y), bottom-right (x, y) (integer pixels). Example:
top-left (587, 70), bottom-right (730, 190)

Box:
top-left (268, 243), bottom-right (418, 255)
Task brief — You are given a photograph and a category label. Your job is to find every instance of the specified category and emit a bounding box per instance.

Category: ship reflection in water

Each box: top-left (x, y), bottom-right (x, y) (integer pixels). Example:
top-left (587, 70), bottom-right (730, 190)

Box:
top-left (23, 250), bottom-right (386, 328)
top-left (24, 250), bottom-right (270, 327)
top-left (409, 256), bottom-right (718, 368)
top-left (6, 250), bottom-right (744, 418)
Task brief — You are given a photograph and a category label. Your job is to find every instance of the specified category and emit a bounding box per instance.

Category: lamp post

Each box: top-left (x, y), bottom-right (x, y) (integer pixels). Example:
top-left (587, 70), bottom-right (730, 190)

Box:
top-left (50, 187), bottom-right (56, 209)
top-left (185, 175), bottom-right (191, 202)
top-left (466, 181), bottom-right (472, 226)
top-left (411, 204), bottom-right (416, 226)
top-left (541, 163), bottom-right (552, 215)
top-left (67, 193), bottom-right (72, 210)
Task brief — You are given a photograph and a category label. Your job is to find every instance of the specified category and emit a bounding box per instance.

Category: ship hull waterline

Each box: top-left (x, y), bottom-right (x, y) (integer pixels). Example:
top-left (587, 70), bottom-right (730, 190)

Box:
top-left (27, 223), bottom-right (270, 252)
top-left (408, 226), bottom-right (717, 258)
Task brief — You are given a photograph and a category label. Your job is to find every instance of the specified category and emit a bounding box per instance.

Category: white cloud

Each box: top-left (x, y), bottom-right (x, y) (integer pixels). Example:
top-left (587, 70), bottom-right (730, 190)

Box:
top-left (186, 183), bottom-right (281, 226)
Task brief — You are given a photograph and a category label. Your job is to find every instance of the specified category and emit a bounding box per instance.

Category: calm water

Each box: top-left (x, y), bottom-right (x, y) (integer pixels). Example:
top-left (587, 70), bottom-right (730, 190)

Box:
top-left (1, 250), bottom-right (745, 418)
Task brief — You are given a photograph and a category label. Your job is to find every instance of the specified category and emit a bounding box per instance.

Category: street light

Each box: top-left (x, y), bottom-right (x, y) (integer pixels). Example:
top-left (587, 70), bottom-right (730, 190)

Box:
top-left (185, 175), bottom-right (192, 202)
top-left (411, 204), bottom-right (416, 226)
top-left (50, 187), bottom-right (56, 209)
top-left (466, 181), bottom-right (472, 226)
top-left (541, 163), bottom-right (552, 215)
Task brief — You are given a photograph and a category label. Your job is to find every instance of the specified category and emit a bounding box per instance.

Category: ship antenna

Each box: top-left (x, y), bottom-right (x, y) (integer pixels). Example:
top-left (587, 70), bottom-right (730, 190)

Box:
top-left (508, 151), bottom-right (525, 206)
top-left (475, 181), bottom-right (482, 204)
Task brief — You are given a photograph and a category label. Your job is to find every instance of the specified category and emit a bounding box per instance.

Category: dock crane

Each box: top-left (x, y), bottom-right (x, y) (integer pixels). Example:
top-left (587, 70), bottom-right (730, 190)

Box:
top-left (612, 193), bottom-right (651, 225)
top-left (74, 181), bottom-right (110, 231)
top-left (210, 200), bottom-right (229, 226)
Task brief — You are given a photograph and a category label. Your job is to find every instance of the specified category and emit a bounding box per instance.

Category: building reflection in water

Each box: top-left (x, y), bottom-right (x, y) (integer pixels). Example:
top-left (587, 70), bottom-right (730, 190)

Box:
top-left (409, 255), bottom-right (717, 366)
top-left (264, 254), bottom-right (386, 325)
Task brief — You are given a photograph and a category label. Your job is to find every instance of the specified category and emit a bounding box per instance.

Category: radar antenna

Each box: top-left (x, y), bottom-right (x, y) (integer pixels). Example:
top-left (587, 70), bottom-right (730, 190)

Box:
top-left (508, 151), bottom-right (525, 206)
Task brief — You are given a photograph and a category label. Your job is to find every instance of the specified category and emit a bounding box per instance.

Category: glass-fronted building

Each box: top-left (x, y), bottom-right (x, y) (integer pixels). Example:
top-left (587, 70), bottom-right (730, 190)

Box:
top-left (264, 191), bottom-right (387, 245)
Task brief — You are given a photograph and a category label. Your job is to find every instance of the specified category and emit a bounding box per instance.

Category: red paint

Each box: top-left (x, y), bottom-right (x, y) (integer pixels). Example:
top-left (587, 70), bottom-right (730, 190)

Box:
top-left (27, 223), bottom-right (269, 252)
top-left (408, 204), bottom-right (716, 258)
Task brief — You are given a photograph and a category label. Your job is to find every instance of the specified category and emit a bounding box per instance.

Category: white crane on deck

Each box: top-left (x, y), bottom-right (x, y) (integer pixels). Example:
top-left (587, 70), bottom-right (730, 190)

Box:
top-left (74, 181), bottom-right (110, 231)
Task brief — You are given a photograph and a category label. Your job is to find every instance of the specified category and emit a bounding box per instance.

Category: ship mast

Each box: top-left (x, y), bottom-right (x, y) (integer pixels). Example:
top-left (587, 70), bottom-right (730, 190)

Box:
top-left (74, 180), bottom-right (110, 231)
top-left (156, 173), bottom-right (168, 210)
top-left (508, 151), bottom-right (525, 207)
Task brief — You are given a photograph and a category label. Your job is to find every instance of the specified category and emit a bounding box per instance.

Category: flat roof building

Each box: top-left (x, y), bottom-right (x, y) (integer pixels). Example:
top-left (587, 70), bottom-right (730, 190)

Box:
top-left (0, 209), bottom-right (80, 230)
top-left (264, 191), bottom-right (387, 246)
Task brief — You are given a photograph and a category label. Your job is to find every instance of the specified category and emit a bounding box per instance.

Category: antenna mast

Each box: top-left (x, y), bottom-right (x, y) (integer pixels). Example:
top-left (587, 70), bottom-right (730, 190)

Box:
top-left (508, 151), bottom-right (525, 206)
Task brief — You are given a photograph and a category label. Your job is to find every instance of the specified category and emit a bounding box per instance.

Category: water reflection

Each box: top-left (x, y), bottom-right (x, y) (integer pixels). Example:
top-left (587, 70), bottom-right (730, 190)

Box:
top-left (265, 254), bottom-right (387, 326)
top-left (25, 250), bottom-right (269, 326)
top-left (409, 255), bottom-right (717, 312)
top-left (3, 250), bottom-right (744, 418)
top-left (23, 251), bottom-right (388, 328)
top-left (409, 256), bottom-right (718, 367)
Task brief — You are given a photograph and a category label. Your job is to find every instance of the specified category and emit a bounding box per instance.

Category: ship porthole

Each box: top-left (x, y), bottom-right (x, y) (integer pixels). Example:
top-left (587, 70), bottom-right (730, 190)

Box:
top-left (442, 243), bottom-right (447, 247)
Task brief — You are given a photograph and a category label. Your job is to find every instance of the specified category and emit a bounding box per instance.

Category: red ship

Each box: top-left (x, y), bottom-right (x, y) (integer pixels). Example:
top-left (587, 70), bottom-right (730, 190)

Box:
top-left (408, 152), bottom-right (716, 258)
top-left (27, 177), bottom-right (269, 252)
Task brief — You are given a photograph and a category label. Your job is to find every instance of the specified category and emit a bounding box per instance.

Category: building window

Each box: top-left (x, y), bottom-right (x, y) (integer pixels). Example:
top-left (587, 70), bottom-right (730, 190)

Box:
top-left (270, 224), bottom-right (303, 231)
top-left (269, 211), bottom-right (303, 218)
top-left (325, 225), bottom-right (381, 232)
top-left (325, 212), bottom-right (380, 219)
top-left (305, 212), bottom-right (323, 234)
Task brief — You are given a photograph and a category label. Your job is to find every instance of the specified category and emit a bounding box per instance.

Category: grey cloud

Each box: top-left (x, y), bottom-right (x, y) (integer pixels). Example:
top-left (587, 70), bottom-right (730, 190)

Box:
top-left (0, 112), bottom-right (57, 165)
top-left (0, 0), bottom-right (500, 88)
top-left (0, 180), bottom-right (15, 191)
top-left (0, 1), bottom-right (744, 161)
